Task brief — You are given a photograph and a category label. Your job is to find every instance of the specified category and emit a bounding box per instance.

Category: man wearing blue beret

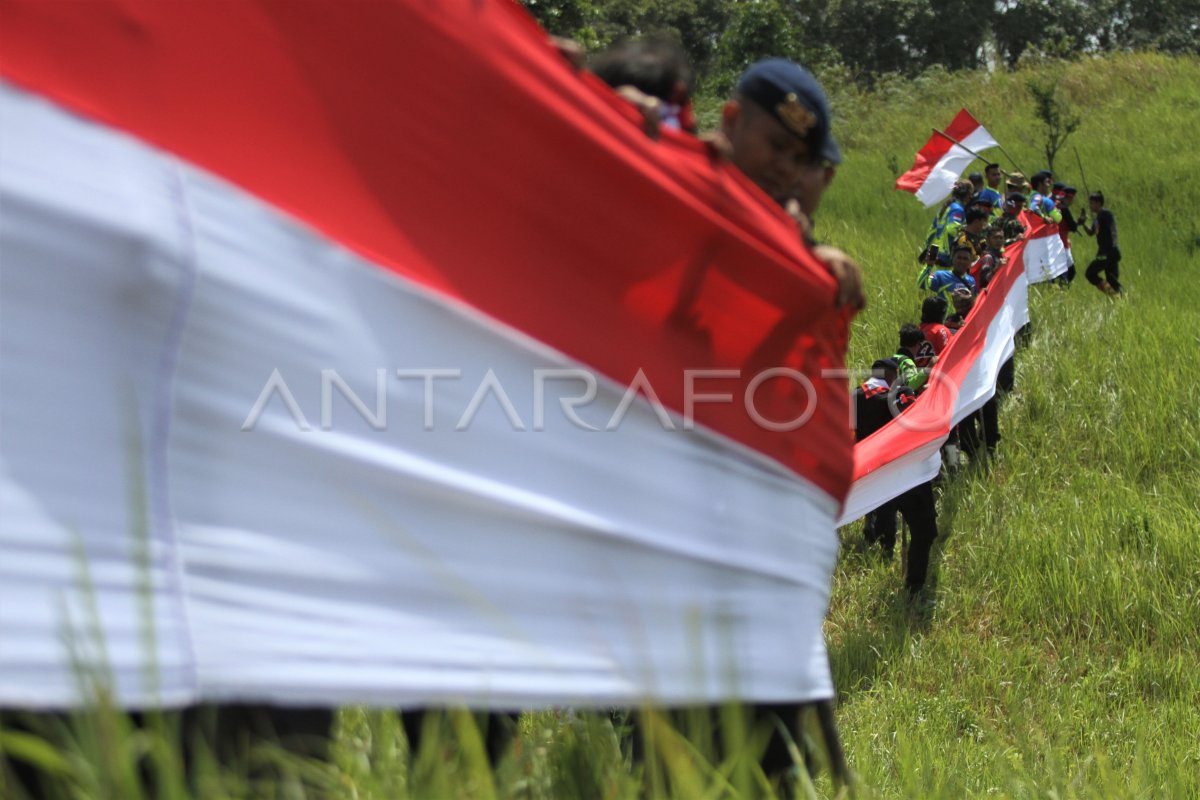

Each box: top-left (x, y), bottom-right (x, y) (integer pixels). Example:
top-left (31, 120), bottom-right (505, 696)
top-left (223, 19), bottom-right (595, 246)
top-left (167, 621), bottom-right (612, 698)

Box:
top-left (718, 58), bottom-right (864, 310)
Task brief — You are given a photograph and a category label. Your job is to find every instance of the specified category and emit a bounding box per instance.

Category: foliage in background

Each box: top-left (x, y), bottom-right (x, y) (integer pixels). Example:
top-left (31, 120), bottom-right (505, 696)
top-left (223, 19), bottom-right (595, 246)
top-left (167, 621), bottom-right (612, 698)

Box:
top-left (813, 49), bottom-right (1200, 799)
top-left (520, 0), bottom-right (1200, 86)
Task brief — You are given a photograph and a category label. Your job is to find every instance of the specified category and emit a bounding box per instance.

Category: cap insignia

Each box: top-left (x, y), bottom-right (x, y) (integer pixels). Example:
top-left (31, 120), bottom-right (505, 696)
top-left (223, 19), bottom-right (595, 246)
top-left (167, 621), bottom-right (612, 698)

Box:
top-left (776, 93), bottom-right (816, 136)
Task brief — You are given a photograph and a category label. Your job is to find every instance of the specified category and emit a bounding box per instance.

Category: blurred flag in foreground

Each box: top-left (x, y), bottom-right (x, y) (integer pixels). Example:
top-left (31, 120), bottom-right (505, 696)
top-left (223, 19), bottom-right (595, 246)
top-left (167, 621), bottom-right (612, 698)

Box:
top-left (0, 0), bottom-right (853, 711)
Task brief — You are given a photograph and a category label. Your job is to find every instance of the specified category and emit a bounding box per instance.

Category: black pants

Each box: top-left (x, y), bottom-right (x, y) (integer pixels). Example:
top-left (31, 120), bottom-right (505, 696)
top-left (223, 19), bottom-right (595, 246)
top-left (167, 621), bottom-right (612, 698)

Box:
top-left (957, 410), bottom-right (982, 459)
top-left (980, 397), bottom-right (1000, 450)
top-left (998, 356), bottom-right (1015, 393)
top-left (864, 481), bottom-right (938, 591)
top-left (1085, 248), bottom-right (1122, 292)
top-left (630, 701), bottom-right (845, 790)
top-left (1056, 260), bottom-right (1076, 285)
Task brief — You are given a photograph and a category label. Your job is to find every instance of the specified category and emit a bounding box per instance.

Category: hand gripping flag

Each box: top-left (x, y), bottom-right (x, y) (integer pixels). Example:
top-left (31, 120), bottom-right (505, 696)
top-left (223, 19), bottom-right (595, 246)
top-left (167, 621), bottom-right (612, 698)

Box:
top-left (0, 0), bottom-right (854, 710)
top-left (896, 110), bottom-right (1000, 207)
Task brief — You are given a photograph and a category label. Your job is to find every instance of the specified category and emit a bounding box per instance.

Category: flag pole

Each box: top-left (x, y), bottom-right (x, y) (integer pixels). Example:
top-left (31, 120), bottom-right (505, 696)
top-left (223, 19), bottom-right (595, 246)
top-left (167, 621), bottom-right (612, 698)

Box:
top-left (963, 108), bottom-right (1025, 175)
top-left (931, 127), bottom-right (991, 164)
top-left (994, 143), bottom-right (1025, 178)
top-left (934, 127), bottom-right (1024, 178)
top-left (1073, 146), bottom-right (1090, 197)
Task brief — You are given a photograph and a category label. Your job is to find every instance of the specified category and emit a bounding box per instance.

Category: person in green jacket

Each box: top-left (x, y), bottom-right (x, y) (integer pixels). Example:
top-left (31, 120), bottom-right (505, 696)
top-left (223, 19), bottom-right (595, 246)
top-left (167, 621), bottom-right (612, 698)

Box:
top-left (921, 180), bottom-right (972, 266)
top-left (894, 323), bottom-right (936, 390)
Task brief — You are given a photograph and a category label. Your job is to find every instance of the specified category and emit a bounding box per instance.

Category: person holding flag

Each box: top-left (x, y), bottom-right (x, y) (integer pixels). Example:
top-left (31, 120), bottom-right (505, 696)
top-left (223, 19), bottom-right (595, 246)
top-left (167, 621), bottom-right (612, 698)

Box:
top-left (853, 358), bottom-right (939, 595)
top-left (952, 206), bottom-right (991, 261)
top-left (1000, 192), bottom-right (1028, 244)
top-left (918, 245), bottom-right (978, 303)
top-left (921, 180), bottom-right (972, 266)
top-left (717, 58), bottom-right (865, 310)
top-left (1055, 185), bottom-right (1081, 284)
top-left (1079, 191), bottom-right (1123, 296)
top-left (898, 109), bottom-right (1002, 267)
top-left (1028, 171), bottom-right (1063, 223)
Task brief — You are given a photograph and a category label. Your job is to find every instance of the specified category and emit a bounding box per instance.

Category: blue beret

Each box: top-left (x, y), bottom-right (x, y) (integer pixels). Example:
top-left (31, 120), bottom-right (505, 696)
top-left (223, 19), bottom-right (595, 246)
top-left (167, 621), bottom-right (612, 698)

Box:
top-left (735, 58), bottom-right (841, 165)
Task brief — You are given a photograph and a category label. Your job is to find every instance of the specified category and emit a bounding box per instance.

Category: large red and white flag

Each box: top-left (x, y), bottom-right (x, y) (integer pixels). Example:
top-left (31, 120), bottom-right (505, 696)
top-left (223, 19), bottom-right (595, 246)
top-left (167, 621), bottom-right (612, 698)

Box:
top-left (1020, 212), bottom-right (1073, 283)
top-left (896, 110), bottom-right (1000, 207)
top-left (839, 224), bottom-right (1040, 523)
top-left (0, 1), bottom-right (854, 710)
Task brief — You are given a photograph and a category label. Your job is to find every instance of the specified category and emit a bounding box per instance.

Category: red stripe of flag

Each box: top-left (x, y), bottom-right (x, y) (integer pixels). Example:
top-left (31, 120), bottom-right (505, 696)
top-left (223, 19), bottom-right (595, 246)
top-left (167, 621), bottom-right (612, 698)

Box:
top-left (0, 0), bottom-right (855, 500)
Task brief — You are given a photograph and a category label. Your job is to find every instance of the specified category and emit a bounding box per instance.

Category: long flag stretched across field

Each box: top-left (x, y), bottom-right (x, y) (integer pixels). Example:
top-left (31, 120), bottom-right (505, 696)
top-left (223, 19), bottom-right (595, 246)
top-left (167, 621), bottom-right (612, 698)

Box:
top-left (896, 110), bottom-right (1000, 207)
top-left (839, 215), bottom-right (1068, 523)
top-left (0, 0), bottom-right (854, 709)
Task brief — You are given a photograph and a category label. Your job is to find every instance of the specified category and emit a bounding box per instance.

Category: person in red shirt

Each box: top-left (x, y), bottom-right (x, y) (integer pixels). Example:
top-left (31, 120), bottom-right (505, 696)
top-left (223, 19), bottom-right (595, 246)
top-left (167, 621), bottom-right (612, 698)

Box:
top-left (917, 295), bottom-right (950, 369)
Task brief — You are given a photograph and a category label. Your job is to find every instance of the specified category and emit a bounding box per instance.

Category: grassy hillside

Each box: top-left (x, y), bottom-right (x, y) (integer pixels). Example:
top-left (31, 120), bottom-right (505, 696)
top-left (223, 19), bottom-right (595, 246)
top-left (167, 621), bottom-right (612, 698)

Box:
top-left (3, 53), bottom-right (1198, 799)
top-left (821, 51), bottom-right (1200, 798)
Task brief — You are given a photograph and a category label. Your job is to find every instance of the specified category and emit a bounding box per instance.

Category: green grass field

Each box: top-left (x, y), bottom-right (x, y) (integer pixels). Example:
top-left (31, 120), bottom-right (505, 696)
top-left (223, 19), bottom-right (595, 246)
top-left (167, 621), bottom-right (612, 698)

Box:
top-left (3, 52), bottom-right (1199, 799)
top-left (821, 50), bottom-right (1200, 799)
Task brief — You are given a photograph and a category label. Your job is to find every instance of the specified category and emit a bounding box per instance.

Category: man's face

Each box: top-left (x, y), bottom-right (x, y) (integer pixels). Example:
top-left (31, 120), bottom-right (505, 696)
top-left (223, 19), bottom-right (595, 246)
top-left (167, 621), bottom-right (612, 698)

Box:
top-left (985, 166), bottom-right (1002, 187)
top-left (987, 230), bottom-right (1004, 251)
top-left (1089, 198), bottom-right (1102, 214)
top-left (952, 250), bottom-right (972, 274)
top-left (1036, 178), bottom-right (1052, 194)
top-left (1060, 193), bottom-right (1075, 208)
top-left (722, 99), bottom-right (813, 202)
top-left (791, 161), bottom-right (836, 217)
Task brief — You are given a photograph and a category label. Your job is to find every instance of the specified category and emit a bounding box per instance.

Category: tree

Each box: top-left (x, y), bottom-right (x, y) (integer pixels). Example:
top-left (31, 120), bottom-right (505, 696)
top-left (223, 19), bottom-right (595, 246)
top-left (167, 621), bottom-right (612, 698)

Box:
top-left (1027, 76), bottom-right (1081, 172)
top-left (520, 0), bottom-right (604, 47)
top-left (994, 0), bottom-right (1094, 67)
top-left (519, 0), bottom-right (733, 71)
top-left (823, 0), bottom-right (925, 79)
top-left (518, 0), bottom-right (1200, 87)
top-left (708, 0), bottom-right (805, 93)
top-left (591, 0), bottom-right (733, 72)
top-left (1108, 0), bottom-right (1200, 54)
top-left (908, 0), bottom-right (994, 73)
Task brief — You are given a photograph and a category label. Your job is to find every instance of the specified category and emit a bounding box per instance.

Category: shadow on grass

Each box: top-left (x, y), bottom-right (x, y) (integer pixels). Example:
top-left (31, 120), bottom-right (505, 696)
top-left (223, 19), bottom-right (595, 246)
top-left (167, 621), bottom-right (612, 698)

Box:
top-left (829, 582), bottom-right (936, 704)
top-left (829, 468), bottom-right (992, 701)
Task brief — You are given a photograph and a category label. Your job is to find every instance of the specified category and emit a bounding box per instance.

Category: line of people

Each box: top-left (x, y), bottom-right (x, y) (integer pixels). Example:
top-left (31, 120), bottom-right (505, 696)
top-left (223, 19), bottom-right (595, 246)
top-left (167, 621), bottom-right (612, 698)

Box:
top-left (852, 155), bottom-right (1123, 596)
top-left (921, 166), bottom-right (1122, 295)
top-left (854, 167), bottom-right (1031, 594)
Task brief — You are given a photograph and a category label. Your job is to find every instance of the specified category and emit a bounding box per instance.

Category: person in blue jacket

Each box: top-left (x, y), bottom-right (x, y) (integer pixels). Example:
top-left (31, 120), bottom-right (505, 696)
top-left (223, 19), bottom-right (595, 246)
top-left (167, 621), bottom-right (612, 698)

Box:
top-left (1028, 170), bottom-right (1062, 224)
top-left (918, 245), bottom-right (977, 302)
